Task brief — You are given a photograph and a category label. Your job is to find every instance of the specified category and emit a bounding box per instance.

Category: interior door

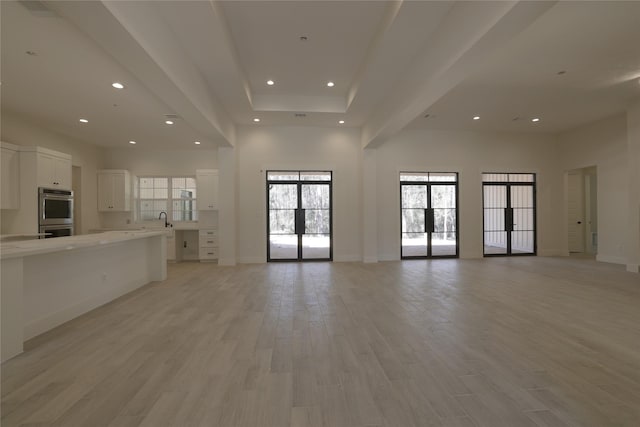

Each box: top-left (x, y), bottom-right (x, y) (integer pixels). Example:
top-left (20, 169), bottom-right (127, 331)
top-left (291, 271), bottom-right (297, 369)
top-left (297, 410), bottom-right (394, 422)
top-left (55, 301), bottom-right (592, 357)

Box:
top-left (267, 171), bottom-right (332, 262)
top-left (567, 173), bottom-right (585, 252)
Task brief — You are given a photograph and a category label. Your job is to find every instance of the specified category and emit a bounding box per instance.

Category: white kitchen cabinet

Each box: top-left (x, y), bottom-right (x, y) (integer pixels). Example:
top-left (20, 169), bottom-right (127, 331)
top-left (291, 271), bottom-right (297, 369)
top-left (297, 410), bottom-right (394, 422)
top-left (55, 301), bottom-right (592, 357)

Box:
top-left (97, 170), bottom-right (131, 212)
top-left (36, 151), bottom-right (72, 190)
top-left (198, 229), bottom-right (218, 261)
top-left (196, 169), bottom-right (218, 210)
top-left (0, 142), bottom-right (20, 209)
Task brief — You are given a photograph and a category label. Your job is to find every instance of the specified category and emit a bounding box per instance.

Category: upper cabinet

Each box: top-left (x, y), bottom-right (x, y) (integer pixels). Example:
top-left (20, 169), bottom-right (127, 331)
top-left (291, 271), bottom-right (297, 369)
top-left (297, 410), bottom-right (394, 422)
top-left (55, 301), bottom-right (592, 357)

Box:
top-left (98, 170), bottom-right (131, 211)
top-left (36, 150), bottom-right (72, 190)
top-left (196, 169), bottom-right (219, 210)
top-left (12, 146), bottom-right (72, 191)
top-left (0, 142), bottom-right (20, 209)
top-left (19, 146), bottom-right (72, 190)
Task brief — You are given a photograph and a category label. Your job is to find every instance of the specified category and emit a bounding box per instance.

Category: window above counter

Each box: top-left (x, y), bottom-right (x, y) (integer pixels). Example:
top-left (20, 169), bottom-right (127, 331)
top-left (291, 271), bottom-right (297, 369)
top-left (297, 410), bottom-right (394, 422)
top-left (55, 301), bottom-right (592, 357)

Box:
top-left (139, 176), bottom-right (197, 223)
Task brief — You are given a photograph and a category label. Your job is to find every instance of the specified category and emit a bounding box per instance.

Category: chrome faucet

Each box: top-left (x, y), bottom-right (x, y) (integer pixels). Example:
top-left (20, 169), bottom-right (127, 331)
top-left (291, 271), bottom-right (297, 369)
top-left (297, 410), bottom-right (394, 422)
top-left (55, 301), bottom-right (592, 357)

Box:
top-left (158, 211), bottom-right (169, 227)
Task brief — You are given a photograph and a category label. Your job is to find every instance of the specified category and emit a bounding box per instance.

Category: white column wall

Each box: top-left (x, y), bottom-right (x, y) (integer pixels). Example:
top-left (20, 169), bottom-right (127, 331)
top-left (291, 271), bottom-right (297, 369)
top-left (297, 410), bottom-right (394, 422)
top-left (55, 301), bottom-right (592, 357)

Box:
top-left (218, 146), bottom-right (237, 265)
top-left (362, 148), bottom-right (378, 263)
top-left (626, 102), bottom-right (640, 273)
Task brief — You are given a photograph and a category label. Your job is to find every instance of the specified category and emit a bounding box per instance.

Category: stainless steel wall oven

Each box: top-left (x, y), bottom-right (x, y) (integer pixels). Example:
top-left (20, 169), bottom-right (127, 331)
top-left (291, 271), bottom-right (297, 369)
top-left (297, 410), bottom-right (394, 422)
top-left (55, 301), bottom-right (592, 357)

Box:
top-left (38, 188), bottom-right (74, 238)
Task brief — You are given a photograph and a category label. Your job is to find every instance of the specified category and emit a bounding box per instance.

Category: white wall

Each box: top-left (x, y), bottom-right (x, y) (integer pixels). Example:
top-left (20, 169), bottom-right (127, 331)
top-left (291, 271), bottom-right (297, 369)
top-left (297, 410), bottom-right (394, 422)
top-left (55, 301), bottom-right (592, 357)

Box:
top-left (99, 147), bottom-right (218, 229)
top-left (235, 126), bottom-right (362, 263)
top-left (0, 111), bottom-right (104, 234)
top-left (375, 129), bottom-right (563, 260)
top-left (101, 147), bottom-right (218, 175)
top-left (558, 115), bottom-right (628, 265)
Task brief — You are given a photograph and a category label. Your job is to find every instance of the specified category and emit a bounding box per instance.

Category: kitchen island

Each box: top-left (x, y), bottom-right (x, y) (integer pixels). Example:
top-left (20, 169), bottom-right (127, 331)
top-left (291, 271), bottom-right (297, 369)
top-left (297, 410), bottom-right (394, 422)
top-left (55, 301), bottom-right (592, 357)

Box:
top-left (1, 230), bottom-right (167, 362)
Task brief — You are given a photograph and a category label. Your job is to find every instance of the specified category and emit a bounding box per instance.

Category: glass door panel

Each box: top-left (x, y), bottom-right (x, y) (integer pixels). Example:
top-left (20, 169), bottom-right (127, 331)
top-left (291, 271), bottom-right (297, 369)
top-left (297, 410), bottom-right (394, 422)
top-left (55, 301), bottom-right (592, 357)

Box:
top-left (268, 183), bottom-right (299, 260)
top-left (483, 185), bottom-right (508, 255)
top-left (431, 185), bottom-right (457, 257)
top-left (510, 185), bottom-right (535, 254)
top-left (301, 184), bottom-right (331, 259)
top-left (401, 184), bottom-right (429, 257)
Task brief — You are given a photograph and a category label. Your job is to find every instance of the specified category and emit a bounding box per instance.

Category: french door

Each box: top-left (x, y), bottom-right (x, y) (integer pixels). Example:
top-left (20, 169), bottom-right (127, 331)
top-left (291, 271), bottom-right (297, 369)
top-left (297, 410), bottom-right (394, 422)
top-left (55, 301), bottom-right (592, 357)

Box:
top-left (483, 173), bottom-right (536, 256)
top-left (400, 172), bottom-right (459, 258)
top-left (267, 171), bottom-right (332, 262)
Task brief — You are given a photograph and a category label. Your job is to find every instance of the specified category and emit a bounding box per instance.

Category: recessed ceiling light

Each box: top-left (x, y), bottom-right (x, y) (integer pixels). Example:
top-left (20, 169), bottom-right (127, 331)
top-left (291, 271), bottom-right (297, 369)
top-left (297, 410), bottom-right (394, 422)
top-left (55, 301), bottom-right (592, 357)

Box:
top-left (338, 120), bottom-right (345, 124)
top-left (267, 80), bottom-right (275, 86)
top-left (473, 116), bottom-right (480, 120)
top-left (129, 140), bottom-right (136, 145)
top-left (253, 118), bottom-right (261, 122)
top-left (194, 141), bottom-right (201, 145)
top-left (165, 120), bottom-right (174, 125)
top-left (531, 118), bottom-right (540, 122)
top-left (112, 82), bottom-right (125, 89)
top-left (327, 81), bottom-right (335, 87)
top-left (79, 118), bottom-right (88, 123)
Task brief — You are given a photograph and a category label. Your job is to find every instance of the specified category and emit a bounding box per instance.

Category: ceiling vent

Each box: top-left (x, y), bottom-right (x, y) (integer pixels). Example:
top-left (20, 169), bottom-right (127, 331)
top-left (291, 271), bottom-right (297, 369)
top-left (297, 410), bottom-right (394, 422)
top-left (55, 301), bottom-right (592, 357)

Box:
top-left (164, 114), bottom-right (180, 120)
top-left (294, 113), bottom-right (307, 118)
top-left (19, 1), bottom-right (55, 17)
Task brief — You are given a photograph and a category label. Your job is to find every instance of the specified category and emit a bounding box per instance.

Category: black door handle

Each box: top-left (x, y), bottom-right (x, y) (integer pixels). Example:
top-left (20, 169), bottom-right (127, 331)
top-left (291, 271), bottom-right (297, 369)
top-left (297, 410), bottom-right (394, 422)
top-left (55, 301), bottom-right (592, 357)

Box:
top-left (424, 208), bottom-right (434, 233)
top-left (504, 208), bottom-right (514, 232)
top-left (295, 209), bottom-right (306, 235)
top-left (577, 221), bottom-right (582, 224)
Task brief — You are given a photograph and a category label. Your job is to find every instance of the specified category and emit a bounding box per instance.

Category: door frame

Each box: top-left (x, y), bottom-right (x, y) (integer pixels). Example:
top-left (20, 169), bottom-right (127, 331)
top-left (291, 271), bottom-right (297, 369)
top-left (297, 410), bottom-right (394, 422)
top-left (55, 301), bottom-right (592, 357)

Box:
top-left (482, 173), bottom-right (537, 257)
top-left (399, 172), bottom-right (460, 259)
top-left (266, 170), bottom-right (333, 262)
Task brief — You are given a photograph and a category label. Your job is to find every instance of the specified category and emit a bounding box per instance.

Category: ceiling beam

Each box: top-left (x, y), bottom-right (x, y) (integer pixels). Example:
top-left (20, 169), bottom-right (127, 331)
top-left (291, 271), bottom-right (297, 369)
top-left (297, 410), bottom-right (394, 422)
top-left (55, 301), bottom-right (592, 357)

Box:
top-left (48, 1), bottom-right (236, 147)
top-left (361, 0), bottom-right (557, 148)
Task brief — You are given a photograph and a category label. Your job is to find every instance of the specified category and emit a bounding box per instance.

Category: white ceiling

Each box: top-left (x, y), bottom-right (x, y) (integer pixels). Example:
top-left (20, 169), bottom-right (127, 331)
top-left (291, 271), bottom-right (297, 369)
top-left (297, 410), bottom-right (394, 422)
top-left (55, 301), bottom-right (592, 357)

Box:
top-left (1, 1), bottom-right (639, 149)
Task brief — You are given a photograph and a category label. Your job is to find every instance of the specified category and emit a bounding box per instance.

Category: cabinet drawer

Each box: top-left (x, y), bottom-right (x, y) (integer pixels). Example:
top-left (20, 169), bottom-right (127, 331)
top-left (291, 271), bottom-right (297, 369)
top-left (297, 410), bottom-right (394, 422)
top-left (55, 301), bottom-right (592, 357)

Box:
top-left (199, 235), bottom-right (218, 247)
top-left (199, 246), bottom-right (219, 259)
top-left (198, 229), bottom-right (218, 238)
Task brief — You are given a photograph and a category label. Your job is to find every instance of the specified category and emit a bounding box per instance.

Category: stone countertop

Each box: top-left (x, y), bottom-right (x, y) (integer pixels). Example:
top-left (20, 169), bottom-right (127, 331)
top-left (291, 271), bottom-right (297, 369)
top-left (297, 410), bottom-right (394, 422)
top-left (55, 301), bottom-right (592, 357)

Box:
top-left (0, 230), bottom-right (169, 260)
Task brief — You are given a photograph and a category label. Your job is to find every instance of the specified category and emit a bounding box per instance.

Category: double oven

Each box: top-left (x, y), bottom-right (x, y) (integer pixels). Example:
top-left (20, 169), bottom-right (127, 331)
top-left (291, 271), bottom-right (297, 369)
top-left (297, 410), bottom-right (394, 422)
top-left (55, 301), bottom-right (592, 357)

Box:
top-left (39, 187), bottom-right (74, 238)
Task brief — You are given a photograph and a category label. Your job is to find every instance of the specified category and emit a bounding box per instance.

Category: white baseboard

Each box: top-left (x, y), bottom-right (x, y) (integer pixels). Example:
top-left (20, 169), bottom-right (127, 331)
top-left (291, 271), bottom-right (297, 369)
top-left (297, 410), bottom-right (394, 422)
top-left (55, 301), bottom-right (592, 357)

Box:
top-left (24, 278), bottom-right (147, 340)
top-left (538, 249), bottom-right (565, 257)
top-left (363, 256), bottom-right (378, 263)
top-left (626, 264), bottom-right (639, 273)
top-left (596, 254), bottom-right (626, 265)
top-left (334, 254), bottom-right (361, 262)
top-left (238, 256), bottom-right (265, 264)
top-left (379, 254), bottom-right (400, 262)
top-left (218, 257), bottom-right (236, 266)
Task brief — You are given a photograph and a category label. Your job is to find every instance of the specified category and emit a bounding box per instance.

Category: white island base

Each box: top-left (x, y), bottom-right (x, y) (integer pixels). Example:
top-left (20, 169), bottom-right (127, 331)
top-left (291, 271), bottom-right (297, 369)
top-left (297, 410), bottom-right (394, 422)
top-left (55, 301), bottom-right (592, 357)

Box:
top-left (1, 231), bottom-right (167, 362)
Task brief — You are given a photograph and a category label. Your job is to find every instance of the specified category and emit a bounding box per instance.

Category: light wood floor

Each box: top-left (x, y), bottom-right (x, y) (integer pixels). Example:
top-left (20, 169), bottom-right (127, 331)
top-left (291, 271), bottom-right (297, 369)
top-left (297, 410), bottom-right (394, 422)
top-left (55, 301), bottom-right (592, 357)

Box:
top-left (2, 257), bottom-right (640, 426)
